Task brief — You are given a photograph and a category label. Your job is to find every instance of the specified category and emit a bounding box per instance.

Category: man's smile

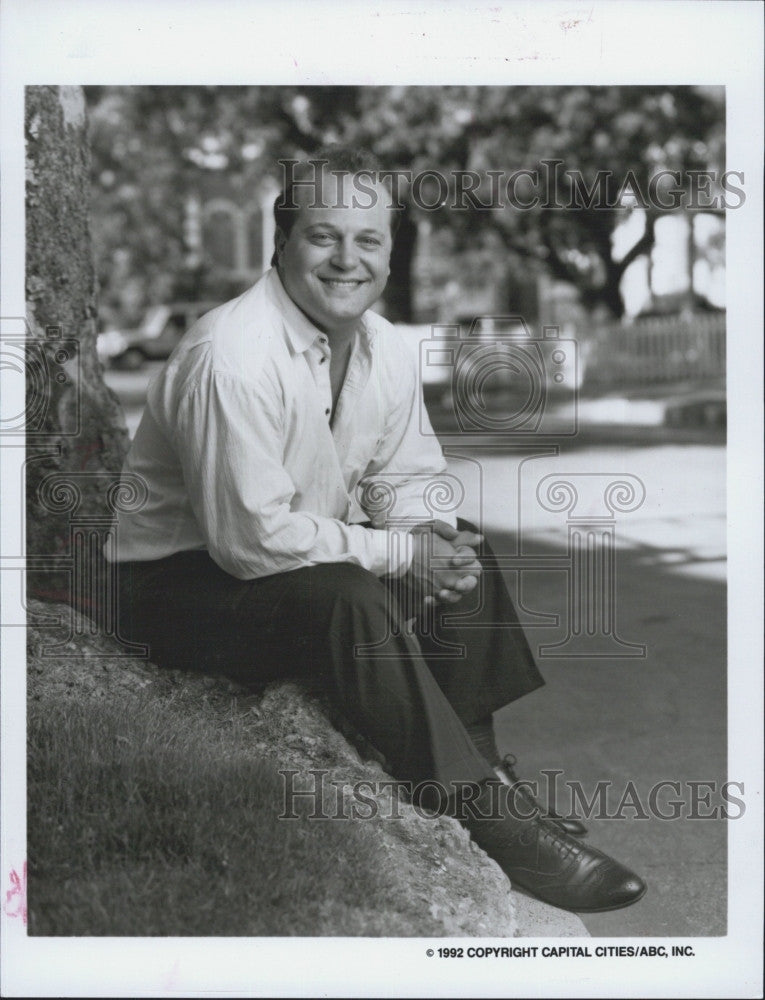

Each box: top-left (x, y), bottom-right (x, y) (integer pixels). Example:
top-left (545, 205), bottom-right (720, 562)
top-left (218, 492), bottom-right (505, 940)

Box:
top-left (318, 277), bottom-right (368, 291)
top-left (319, 277), bottom-right (366, 284)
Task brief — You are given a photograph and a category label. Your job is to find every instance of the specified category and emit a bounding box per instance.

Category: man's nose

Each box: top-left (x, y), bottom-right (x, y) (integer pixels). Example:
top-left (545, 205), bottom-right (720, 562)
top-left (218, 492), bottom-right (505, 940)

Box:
top-left (331, 236), bottom-right (359, 269)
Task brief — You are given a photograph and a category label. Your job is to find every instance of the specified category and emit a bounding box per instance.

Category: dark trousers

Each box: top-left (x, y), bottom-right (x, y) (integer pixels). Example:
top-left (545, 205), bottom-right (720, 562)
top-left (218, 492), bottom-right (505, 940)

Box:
top-left (117, 520), bottom-right (544, 794)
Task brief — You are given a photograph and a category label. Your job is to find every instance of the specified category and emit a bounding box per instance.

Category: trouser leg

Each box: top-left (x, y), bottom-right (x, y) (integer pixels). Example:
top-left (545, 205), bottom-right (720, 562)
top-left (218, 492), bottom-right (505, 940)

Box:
top-left (116, 549), bottom-right (650, 914)
top-left (117, 553), bottom-right (496, 794)
top-left (397, 518), bottom-right (545, 724)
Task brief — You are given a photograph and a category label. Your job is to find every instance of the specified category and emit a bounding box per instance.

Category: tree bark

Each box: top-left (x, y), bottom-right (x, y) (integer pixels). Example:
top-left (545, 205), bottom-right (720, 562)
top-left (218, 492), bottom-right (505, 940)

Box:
top-left (383, 205), bottom-right (416, 323)
top-left (25, 85), bottom-right (129, 604)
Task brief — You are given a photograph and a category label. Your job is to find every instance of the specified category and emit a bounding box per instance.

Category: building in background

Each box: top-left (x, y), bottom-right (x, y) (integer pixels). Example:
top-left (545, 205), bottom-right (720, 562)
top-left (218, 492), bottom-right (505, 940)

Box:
top-left (184, 172), bottom-right (279, 296)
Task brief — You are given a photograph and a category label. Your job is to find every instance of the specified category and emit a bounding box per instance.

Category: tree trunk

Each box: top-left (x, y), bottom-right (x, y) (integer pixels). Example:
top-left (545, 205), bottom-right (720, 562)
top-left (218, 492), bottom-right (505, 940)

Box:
top-left (383, 206), bottom-right (416, 323)
top-left (25, 86), bottom-right (129, 607)
top-left (503, 255), bottom-right (540, 324)
top-left (590, 263), bottom-right (627, 319)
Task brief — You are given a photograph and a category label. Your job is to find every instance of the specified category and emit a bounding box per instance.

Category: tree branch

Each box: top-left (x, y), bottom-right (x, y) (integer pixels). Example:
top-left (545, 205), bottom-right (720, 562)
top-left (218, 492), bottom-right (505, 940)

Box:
top-left (614, 211), bottom-right (657, 279)
top-left (488, 219), bottom-right (581, 287)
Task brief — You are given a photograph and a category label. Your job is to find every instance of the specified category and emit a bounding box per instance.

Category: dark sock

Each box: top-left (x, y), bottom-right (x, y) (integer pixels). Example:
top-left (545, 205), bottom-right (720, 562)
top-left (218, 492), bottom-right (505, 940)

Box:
top-left (465, 716), bottom-right (501, 768)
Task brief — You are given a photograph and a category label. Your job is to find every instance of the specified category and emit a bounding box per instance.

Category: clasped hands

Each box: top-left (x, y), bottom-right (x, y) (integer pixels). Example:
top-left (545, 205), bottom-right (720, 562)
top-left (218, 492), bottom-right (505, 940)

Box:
top-left (405, 519), bottom-right (484, 606)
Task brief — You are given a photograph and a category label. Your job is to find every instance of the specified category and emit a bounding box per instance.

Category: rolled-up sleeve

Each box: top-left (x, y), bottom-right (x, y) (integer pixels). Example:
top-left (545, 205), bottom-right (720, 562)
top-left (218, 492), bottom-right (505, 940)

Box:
top-left (174, 368), bottom-right (412, 580)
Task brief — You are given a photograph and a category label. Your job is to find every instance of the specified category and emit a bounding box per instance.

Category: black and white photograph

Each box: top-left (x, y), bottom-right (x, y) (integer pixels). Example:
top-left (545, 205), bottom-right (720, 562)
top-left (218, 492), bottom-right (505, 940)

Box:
top-left (1, 2), bottom-right (762, 997)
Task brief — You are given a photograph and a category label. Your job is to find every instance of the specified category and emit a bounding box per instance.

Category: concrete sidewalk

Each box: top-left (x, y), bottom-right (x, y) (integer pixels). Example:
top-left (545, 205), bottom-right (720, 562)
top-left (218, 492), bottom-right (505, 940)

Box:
top-left (450, 442), bottom-right (728, 937)
top-left (494, 539), bottom-right (727, 938)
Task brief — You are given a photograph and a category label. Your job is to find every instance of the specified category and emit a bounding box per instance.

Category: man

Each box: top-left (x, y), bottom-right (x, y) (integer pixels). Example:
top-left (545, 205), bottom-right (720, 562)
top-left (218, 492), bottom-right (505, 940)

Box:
top-left (110, 146), bottom-right (646, 914)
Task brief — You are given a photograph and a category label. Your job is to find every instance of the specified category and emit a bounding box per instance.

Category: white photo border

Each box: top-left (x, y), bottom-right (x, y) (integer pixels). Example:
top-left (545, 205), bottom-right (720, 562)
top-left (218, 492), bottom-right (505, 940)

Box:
top-left (1, 1), bottom-right (762, 997)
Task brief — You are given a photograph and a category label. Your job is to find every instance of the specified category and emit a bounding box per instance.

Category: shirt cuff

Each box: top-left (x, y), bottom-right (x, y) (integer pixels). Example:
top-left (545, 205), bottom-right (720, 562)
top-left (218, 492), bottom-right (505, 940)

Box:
top-left (368, 528), bottom-right (415, 577)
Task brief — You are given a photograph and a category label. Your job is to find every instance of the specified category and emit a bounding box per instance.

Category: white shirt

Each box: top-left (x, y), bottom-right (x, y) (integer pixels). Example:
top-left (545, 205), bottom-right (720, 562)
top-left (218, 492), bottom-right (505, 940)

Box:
top-left (107, 268), bottom-right (454, 580)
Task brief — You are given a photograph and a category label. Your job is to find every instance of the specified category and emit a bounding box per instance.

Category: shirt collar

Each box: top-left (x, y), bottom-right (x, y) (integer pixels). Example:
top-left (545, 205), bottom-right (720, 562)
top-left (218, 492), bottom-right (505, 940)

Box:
top-left (265, 267), bottom-right (376, 354)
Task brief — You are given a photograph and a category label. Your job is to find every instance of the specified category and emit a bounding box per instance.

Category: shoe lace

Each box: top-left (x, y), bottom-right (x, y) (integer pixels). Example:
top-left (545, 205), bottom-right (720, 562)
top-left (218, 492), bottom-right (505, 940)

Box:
top-left (500, 755), bottom-right (584, 859)
top-left (477, 779), bottom-right (583, 862)
top-left (501, 753), bottom-right (520, 782)
top-left (500, 753), bottom-right (541, 810)
top-left (536, 816), bottom-right (584, 862)
top-left (499, 757), bottom-right (543, 817)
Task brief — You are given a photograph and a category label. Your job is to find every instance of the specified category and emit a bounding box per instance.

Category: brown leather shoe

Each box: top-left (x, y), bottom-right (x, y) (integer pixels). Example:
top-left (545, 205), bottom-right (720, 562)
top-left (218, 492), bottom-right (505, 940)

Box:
top-left (465, 782), bottom-right (646, 913)
top-left (495, 754), bottom-right (588, 836)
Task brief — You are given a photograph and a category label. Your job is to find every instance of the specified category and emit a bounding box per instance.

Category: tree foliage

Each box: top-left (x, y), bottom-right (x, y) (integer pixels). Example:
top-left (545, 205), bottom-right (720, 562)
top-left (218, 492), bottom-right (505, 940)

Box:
top-left (85, 85), bottom-right (724, 323)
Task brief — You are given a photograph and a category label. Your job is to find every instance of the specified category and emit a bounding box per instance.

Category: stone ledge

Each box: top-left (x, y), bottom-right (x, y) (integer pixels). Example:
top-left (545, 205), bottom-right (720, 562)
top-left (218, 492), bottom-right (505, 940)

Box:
top-left (27, 598), bottom-right (588, 938)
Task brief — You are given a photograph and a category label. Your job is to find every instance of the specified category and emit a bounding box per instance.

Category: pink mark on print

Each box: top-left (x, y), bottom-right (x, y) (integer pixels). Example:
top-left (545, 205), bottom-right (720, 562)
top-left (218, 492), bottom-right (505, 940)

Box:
top-left (4, 863), bottom-right (28, 925)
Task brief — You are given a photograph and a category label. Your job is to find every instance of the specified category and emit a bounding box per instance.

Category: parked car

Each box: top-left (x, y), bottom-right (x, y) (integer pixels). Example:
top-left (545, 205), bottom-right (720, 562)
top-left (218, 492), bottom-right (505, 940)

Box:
top-left (97, 301), bottom-right (219, 370)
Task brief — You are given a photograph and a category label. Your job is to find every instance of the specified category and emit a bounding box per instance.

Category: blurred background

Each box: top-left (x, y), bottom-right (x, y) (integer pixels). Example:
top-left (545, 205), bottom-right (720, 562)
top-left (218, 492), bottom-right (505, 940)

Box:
top-left (87, 85), bottom-right (726, 438)
top-left (84, 86), bottom-right (728, 938)
top-left (87, 86), bottom-right (725, 403)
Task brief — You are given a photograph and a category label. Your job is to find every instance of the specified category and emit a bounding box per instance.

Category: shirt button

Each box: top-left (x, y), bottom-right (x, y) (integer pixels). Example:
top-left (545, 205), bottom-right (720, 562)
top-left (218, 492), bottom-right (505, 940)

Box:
top-left (319, 357), bottom-right (326, 364)
top-left (325, 407), bottom-right (330, 415)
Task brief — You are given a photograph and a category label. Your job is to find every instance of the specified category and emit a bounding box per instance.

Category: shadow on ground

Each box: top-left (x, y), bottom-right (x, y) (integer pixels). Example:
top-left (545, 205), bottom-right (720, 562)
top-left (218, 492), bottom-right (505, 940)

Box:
top-left (478, 528), bottom-right (728, 937)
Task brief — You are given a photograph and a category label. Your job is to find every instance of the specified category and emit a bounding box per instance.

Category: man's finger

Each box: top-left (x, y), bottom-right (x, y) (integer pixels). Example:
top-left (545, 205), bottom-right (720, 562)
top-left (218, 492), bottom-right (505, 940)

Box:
top-left (429, 519), bottom-right (459, 540)
top-left (449, 552), bottom-right (477, 567)
top-left (449, 546), bottom-right (482, 570)
top-left (437, 588), bottom-right (463, 603)
top-left (451, 530), bottom-right (483, 549)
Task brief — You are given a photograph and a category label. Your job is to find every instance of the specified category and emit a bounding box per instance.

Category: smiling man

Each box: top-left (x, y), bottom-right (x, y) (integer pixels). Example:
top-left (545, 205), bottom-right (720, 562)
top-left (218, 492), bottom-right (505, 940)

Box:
top-left (275, 172), bottom-right (392, 334)
top-left (110, 145), bottom-right (646, 915)
top-left (273, 161), bottom-right (395, 425)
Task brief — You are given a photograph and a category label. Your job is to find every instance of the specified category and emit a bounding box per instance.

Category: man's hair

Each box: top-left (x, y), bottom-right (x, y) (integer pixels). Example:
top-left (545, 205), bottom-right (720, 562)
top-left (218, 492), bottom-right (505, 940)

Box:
top-left (270, 144), bottom-right (403, 267)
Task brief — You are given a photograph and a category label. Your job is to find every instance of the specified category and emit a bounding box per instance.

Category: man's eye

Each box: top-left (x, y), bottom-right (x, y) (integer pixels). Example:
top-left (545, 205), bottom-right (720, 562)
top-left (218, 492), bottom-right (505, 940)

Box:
top-left (359, 237), bottom-right (382, 248)
top-left (310, 233), bottom-right (334, 244)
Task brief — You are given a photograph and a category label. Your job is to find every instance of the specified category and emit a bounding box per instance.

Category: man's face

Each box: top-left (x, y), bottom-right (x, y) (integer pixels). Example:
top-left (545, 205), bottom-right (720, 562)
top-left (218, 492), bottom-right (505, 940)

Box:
top-left (275, 172), bottom-right (394, 336)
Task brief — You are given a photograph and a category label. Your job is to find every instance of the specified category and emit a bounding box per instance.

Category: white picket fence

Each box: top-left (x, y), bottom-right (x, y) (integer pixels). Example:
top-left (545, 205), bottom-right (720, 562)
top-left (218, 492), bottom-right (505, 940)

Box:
top-left (581, 312), bottom-right (726, 387)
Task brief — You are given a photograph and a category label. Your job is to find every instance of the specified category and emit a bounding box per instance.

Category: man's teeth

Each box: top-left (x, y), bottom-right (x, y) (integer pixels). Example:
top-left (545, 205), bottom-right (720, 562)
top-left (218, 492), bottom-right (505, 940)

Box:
top-left (322, 279), bottom-right (362, 286)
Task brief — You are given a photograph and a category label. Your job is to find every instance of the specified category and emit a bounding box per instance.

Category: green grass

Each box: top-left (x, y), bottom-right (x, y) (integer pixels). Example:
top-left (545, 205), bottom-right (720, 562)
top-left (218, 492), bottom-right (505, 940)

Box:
top-left (27, 691), bottom-right (405, 935)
